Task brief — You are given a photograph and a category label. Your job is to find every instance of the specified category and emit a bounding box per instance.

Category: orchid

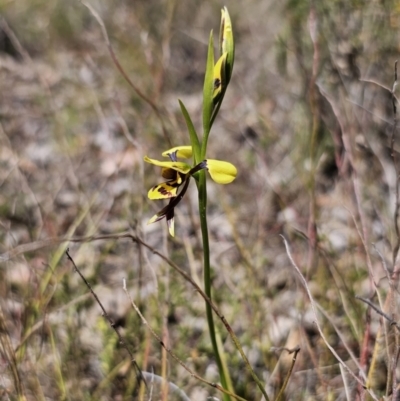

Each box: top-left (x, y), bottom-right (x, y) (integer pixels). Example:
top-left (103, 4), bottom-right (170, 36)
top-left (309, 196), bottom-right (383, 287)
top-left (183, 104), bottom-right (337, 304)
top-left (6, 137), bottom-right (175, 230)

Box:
top-left (142, 9), bottom-right (248, 400)
top-left (144, 146), bottom-right (237, 236)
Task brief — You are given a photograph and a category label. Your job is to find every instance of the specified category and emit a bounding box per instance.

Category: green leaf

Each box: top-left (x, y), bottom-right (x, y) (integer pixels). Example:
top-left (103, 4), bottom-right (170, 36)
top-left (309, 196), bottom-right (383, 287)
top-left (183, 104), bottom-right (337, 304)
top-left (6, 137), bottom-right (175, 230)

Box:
top-left (178, 100), bottom-right (200, 164)
top-left (202, 30), bottom-right (215, 159)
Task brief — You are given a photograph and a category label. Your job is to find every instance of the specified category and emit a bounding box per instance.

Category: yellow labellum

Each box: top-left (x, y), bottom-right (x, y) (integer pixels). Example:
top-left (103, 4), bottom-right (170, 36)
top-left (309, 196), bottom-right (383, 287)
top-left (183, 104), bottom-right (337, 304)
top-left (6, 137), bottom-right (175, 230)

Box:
top-left (148, 181), bottom-right (179, 200)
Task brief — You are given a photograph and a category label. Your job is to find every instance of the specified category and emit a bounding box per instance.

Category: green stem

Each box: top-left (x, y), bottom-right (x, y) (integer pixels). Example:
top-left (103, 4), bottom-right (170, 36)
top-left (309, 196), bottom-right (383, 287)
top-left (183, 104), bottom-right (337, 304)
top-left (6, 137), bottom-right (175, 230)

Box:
top-left (198, 171), bottom-right (231, 401)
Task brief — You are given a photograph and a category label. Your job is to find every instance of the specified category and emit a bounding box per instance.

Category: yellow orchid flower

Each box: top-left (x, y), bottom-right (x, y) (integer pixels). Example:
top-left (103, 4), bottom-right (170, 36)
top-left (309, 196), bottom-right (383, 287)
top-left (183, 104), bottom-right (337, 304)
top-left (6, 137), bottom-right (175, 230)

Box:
top-left (144, 146), bottom-right (237, 236)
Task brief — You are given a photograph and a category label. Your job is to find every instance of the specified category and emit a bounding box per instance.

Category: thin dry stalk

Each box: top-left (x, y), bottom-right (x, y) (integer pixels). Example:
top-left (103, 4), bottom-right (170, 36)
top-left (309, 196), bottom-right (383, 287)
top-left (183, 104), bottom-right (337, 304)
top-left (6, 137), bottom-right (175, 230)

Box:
top-left (65, 249), bottom-right (146, 387)
top-left (274, 346), bottom-right (301, 401)
top-left (306, 4), bottom-right (320, 275)
top-left (357, 306), bottom-right (371, 401)
top-left (300, 324), bottom-right (328, 390)
top-left (392, 346), bottom-right (400, 399)
top-left (340, 363), bottom-right (352, 401)
top-left (391, 61), bottom-right (400, 264)
top-left (373, 245), bottom-right (393, 288)
top-left (140, 371), bottom-right (191, 401)
top-left (138, 330), bottom-right (152, 401)
top-left (161, 289), bottom-right (170, 401)
top-left (0, 303), bottom-right (26, 401)
top-left (355, 296), bottom-right (400, 333)
top-left (316, 302), bottom-right (363, 377)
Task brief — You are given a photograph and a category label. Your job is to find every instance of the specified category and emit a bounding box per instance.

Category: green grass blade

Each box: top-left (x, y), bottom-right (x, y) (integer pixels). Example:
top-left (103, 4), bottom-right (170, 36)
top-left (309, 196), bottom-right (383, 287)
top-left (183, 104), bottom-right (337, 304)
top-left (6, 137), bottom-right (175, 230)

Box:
top-left (179, 99), bottom-right (200, 164)
top-left (202, 30), bottom-right (215, 159)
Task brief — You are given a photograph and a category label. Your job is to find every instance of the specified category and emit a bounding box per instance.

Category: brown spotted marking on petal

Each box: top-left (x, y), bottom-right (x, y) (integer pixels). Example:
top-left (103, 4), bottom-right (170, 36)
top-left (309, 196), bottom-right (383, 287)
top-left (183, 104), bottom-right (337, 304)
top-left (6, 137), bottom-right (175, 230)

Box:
top-left (156, 186), bottom-right (174, 197)
top-left (214, 78), bottom-right (221, 91)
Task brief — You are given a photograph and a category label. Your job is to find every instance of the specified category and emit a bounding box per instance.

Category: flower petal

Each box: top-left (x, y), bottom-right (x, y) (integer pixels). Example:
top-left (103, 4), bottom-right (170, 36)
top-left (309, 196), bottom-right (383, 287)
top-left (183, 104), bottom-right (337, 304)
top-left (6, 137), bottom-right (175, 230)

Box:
top-left (148, 181), bottom-right (179, 200)
top-left (162, 146), bottom-right (193, 159)
top-left (161, 167), bottom-right (177, 180)
top-left (205, 159), bottom-right (237, 184)
top-left (144, 156), bottom-right (191, 174)
top-left (148, 212), bottom-right (164, 225)
top-left (161, 168), bottom-right (184, 184)
top-left (166, 208), bottom-right (175, 237)
top-left (213, 53), bottom-right (228, 102)
top-left (147, 200), bottom-right (175, 236)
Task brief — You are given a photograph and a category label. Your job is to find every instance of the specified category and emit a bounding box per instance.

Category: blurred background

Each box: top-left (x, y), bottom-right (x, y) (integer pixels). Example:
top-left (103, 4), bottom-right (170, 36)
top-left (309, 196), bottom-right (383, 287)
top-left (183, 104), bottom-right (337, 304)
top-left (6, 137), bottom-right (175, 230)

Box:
top-left (1, 0), bottom-right (400, 400)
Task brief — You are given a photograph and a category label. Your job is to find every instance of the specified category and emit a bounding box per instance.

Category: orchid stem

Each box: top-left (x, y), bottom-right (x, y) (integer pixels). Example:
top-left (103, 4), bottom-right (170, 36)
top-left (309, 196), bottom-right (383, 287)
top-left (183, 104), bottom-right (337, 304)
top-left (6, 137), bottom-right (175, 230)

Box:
top-left (198, 171), bottom-right (231, 401)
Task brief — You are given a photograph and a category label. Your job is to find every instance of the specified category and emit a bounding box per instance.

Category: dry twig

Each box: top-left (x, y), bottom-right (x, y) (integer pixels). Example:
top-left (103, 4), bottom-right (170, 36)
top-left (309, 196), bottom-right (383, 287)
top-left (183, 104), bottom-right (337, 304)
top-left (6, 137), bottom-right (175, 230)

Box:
top-left (65, 248), bottom-right (147, 388)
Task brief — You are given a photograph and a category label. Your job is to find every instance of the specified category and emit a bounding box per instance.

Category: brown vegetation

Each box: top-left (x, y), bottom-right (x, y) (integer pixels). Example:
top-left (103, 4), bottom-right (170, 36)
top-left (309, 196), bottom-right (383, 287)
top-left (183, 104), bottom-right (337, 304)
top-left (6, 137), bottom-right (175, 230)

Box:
top-left (1, 1), bottom-right (400, 400)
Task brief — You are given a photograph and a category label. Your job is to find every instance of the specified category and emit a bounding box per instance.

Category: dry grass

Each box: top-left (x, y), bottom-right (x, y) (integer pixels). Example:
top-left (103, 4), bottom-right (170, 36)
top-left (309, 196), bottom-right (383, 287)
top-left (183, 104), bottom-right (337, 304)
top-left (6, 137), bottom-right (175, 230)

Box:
top-left (1, 0), bottom-right (400, 400)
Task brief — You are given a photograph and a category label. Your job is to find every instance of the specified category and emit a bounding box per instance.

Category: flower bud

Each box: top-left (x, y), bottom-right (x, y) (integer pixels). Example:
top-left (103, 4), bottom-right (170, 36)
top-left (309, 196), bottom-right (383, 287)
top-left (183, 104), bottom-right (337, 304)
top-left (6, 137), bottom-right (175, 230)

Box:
top-left (219, 7), bottom-right (234, 84)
